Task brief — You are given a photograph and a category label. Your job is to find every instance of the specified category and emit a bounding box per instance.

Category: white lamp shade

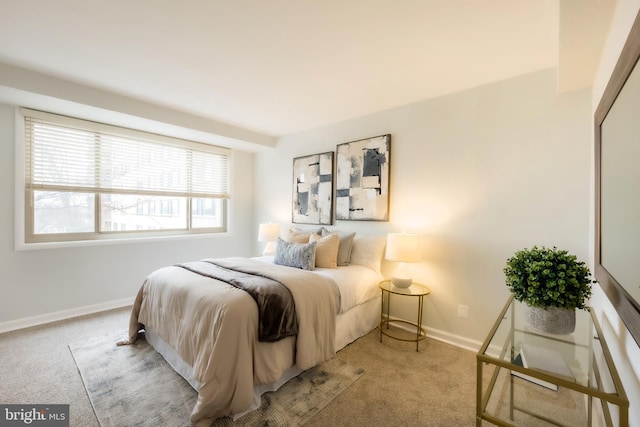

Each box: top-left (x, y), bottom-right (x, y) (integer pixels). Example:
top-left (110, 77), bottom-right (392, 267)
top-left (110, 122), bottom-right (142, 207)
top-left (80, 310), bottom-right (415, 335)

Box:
top-left (258, 223), bottom-right (280, 242)
top-left (385, 233), bottom-right (421, 263)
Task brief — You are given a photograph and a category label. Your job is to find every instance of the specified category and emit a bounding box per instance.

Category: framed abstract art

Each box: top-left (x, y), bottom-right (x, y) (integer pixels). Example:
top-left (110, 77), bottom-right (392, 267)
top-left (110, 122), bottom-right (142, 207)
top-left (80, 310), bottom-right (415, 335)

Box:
top-left (292, 151), bottom-right (334, 225)
top-left (335, 134), bottom-right (390, 221)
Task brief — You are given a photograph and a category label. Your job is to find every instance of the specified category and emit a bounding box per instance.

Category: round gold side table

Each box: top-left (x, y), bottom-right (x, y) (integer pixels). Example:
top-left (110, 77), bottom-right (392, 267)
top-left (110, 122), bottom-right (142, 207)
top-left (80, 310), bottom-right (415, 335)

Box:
top-left (379, 280), bottom-right (431, 351)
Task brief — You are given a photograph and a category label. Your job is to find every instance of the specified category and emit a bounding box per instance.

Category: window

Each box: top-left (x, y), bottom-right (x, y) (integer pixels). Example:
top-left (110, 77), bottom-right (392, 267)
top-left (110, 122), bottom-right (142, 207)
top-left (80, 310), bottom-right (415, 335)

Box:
top-left (22, 109), bottom-right (230, 243)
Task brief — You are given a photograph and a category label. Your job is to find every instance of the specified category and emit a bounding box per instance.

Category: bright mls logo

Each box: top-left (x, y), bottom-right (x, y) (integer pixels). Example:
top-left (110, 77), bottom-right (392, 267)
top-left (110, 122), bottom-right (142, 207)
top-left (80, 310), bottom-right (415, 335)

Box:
top-left (0, 405), bottom-right (69, 426)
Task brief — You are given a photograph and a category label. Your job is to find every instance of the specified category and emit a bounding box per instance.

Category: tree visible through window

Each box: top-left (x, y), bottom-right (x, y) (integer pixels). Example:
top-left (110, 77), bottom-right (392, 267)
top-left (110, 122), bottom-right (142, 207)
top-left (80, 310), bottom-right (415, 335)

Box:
top-left (23, 109), bottom-right (229, 243)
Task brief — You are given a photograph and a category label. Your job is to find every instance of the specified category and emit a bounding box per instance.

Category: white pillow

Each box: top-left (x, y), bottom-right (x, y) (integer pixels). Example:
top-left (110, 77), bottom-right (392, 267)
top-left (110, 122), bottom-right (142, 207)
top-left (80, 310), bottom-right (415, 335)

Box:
top-left (349, 235), bottom-right (387, 273)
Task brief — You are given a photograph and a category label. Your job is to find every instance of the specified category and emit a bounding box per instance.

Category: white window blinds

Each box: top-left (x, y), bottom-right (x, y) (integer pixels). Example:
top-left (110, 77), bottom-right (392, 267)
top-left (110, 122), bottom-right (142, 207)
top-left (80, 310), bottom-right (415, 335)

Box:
top-left (24, 110), bottom-right (230, 199)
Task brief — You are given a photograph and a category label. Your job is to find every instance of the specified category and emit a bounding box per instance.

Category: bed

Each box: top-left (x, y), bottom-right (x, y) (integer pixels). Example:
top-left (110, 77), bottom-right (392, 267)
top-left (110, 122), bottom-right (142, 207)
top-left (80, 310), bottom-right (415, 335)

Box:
top-left (123, 231), bottom-right (386, 426)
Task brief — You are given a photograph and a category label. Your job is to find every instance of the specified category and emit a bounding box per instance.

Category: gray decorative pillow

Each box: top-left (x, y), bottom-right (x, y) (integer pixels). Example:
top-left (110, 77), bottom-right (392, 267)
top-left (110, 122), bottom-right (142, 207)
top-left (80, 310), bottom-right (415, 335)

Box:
top-left (274, 238), bottom-right (317, 270)
top-left (321, 228), bottom-right (356, 266)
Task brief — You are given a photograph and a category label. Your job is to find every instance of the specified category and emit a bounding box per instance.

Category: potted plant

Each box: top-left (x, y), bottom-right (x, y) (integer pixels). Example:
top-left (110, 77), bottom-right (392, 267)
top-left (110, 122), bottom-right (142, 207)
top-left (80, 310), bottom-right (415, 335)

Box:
top-left (504, 246), bottom-right (594, 334)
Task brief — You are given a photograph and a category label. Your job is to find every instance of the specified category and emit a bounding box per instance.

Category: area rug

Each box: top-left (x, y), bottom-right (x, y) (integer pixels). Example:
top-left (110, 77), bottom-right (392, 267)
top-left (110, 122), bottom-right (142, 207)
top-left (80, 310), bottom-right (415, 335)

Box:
top-left (69, 334), bottom-right (364, 426)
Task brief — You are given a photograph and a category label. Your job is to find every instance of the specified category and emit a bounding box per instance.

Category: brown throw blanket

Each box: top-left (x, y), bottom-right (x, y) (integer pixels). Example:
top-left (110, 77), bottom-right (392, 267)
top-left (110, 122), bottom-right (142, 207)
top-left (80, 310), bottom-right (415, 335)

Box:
top-left (176, 260), bottom-right (298, 342)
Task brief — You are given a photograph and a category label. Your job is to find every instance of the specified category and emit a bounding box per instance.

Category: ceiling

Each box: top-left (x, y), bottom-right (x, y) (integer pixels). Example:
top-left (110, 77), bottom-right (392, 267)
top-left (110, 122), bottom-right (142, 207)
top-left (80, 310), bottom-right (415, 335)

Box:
top-left (0, 0), bottom-right (615, 139)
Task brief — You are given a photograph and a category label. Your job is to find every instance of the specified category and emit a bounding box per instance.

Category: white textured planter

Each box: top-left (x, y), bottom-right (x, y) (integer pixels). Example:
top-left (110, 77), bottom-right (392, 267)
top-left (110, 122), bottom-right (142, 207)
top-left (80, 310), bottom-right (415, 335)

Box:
top-left (525, 305), bottom-right (576, 335)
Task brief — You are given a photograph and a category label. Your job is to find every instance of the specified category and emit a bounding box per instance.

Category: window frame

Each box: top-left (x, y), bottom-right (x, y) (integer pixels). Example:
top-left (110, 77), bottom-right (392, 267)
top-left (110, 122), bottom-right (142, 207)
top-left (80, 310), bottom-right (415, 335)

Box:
top-left (18, 108), bottom-right (230, 247)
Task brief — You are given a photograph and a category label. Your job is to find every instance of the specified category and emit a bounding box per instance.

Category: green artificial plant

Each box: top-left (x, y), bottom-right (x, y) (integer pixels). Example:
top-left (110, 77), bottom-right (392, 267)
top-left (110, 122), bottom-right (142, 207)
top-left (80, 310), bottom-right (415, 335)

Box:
top-left (504, 246), bottom-right (594, 310)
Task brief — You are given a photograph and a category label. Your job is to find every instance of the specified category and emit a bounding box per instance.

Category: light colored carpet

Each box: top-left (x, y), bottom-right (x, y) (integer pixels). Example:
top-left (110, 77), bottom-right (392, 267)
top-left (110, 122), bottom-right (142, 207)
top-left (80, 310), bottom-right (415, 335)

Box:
top-left (0, 307), bottom-right (479, 426)
top-left (69, 334), bottom-right (364, 426)
top-left (483, 366), bottom-right (587, 426)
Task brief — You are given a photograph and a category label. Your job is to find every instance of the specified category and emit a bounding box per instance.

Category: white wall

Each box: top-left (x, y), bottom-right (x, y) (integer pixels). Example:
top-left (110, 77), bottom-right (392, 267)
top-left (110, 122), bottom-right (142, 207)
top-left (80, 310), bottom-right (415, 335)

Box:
top-left (591, 0), bottom-right (640, 424)
top-left (0, 102), bottom-right (256, 329)
top-left (254, 68), bottom-right (592, 347)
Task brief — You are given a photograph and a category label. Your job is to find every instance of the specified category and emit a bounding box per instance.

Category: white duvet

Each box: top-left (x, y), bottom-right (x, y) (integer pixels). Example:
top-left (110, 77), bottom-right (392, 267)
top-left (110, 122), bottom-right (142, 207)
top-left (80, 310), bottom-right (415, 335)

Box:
top-left (253, 256), bottom-right (382, 313)
top-left (313, 264), bottom-right (382, 313)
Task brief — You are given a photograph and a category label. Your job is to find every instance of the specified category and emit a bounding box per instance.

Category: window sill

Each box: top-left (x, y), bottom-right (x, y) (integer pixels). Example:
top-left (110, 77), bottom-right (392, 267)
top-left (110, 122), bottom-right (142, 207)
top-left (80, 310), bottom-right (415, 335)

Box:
top-left (15, 231), bottom-right (231, 251)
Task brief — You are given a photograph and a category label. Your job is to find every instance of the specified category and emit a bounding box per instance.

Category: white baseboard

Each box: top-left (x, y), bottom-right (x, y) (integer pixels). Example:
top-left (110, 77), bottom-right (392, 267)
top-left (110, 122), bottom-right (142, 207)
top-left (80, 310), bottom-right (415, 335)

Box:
top-left (0, 297), bottom-right (134, 334)
top-left (382, 314), bottom-right (483, 353)
top-left (425, 326), bottom-right (484, 353)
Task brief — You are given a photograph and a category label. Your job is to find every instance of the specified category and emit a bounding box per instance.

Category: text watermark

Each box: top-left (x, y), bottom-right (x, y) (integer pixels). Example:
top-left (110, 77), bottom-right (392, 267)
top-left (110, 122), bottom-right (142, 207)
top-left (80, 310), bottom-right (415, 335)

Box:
top-left (0, 405), bottom-right (69, 426)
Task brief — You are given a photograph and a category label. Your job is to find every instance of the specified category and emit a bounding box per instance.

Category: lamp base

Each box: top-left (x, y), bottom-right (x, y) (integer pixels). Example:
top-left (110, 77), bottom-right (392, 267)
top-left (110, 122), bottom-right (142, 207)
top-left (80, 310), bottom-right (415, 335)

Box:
top-left (262, 241), bottom-right (276, 257)
top-left (391, 276), bottom-right (413, 288)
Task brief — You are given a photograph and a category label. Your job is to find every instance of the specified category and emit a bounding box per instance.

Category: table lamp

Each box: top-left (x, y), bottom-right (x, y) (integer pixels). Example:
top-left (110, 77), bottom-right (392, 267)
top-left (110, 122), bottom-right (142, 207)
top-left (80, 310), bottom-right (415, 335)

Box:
top-left (385, 233), bottom-right (421, 288)
top-left (258, 223), bottom-right (280, 256)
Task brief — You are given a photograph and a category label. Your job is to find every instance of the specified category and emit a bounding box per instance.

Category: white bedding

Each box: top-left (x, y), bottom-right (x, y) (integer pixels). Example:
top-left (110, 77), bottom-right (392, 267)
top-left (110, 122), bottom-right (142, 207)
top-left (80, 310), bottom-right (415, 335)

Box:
top-left (314, 264), bottom-right (382, 313)
top-left (137, 257), bottom-right (383, 423)
top-left (254, 256), bottom-right (382, 313)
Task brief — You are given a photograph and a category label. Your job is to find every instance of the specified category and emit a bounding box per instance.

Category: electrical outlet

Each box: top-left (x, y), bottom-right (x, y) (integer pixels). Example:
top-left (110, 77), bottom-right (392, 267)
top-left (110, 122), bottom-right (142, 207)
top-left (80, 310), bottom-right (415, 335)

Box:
top-left (458, 304), bottom-right (469, 319)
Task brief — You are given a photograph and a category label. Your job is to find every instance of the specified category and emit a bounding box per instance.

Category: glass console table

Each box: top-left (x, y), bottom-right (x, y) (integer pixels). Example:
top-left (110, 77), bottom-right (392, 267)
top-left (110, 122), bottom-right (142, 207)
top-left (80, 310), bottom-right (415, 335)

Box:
top-left (476, 296), bottom-right (629, 426)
